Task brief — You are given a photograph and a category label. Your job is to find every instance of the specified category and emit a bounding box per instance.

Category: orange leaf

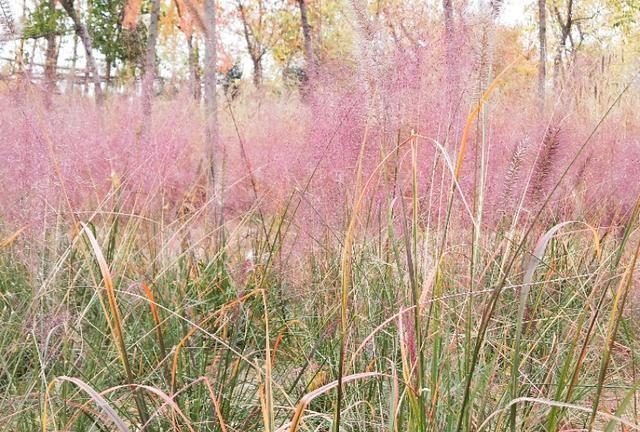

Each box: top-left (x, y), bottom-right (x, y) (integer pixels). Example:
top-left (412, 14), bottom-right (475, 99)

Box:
top-left (122, 0), bottom-right (142, 30)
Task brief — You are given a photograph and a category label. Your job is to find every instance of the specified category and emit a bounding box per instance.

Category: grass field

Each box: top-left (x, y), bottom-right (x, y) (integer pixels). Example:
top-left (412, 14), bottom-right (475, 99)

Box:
top-left (2, 75), bottom-right (640, 432)
top-left (2, 5), bottom-right (640, 429)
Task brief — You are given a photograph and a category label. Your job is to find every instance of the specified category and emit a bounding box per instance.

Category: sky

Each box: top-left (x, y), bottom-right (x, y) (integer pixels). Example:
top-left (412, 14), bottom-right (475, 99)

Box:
top-left (500, 0), bottom-right (533, 26)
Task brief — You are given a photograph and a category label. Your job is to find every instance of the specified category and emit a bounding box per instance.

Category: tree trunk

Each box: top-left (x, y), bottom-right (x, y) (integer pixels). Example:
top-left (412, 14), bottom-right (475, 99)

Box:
top-left (552, 0), bottom-right (573, 91)
top-left (142, 0), bottom-right (161, 115)
top-left (252, 56), bottom-right (263, 87)
top-left (236, 0), bottom-right (262, 88)
top-left (44, 0), bottom-right (58, 100)
top-left (297, 0), bottom-right (314, 73)
top-left (187, 35), bottom-right (201, 100)
top-left (59, 0), bottom-right (103, 104)
top-left (67, 33), bottom-right (78, 94)
top-left (15, 0), bottom-right (27, 74)
top-left (44, 34), bottom-right (57, 98)
top-left (203, 0), bottom-right (223, 232)
top-left (537, 0), bottom-right (546, 113)
top-left (105, 59), bottom-right (112, 87)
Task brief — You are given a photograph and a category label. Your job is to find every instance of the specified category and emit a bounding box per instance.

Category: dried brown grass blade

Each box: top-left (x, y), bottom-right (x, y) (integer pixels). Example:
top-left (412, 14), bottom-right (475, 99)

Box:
top-left (42, 376), bottom-right (129, 432)
top-left (80, 223), bottom-right (131, 379)
top-left (284, 372), bottom-right (382, 432)
top-left (0, 226), bottom-right (26, 249)
top-left (455, 55), bottom-right (521, 179)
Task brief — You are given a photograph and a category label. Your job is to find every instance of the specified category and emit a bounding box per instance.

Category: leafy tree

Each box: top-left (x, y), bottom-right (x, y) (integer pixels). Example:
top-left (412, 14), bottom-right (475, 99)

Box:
top-left (296, 0), bottom-right (313, 72)
top-left (608, 0), bottom-right (640, 35)
top-left (270, 5), bottom-right (302, 70)
top-left (88, 0), bottom-right (147, 82)
top-left (59, 0), bottom-right (104, 103)
top-left (263, 0), bottom-right (353, 81)
top-left (162, 0), bottom-right (204, 99)
top-left (24, 0), bottom-right (69, 97)
top-left (234, 0), bottom-right (286, 87)
top-left (23, 0), bottom-right (68, 39)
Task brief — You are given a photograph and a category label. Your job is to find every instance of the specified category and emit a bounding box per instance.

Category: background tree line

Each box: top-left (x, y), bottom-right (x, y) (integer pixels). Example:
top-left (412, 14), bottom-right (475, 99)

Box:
top-left (0, 0), bottom-right (638, 103)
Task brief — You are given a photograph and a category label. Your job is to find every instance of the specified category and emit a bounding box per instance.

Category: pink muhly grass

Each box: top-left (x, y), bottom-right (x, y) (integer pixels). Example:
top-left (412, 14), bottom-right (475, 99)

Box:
top-left (1, 19), bottom-right (639, 245)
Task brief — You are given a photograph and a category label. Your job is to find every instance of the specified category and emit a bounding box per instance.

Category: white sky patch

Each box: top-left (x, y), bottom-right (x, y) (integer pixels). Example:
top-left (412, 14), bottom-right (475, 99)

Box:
top-left (499, 0), bottom-right (534, 27)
